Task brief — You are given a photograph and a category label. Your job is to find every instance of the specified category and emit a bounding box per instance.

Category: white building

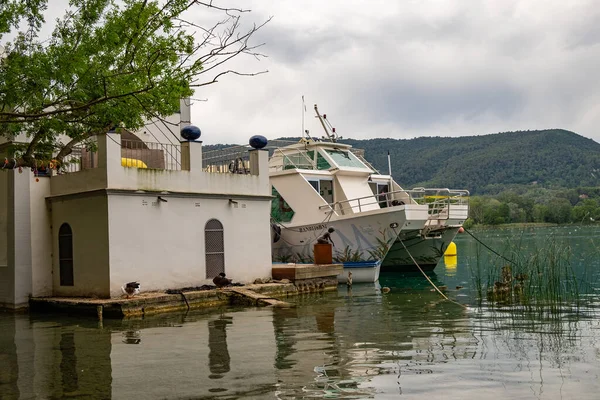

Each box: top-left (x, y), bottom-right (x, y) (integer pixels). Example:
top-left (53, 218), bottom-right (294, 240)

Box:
top-left (0, 110), bottom-right (273, 309)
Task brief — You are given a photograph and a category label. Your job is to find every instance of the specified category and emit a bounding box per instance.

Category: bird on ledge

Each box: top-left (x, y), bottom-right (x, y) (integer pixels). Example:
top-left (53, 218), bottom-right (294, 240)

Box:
top-left (213, 273), bottom-right (232, 289)
top-left (121, 282), bottom-right (141, 298)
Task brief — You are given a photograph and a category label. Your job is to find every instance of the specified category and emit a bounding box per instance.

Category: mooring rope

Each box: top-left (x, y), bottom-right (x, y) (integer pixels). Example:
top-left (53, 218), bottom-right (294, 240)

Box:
top-left (398, 239), bottom-right (466, 308)
top-left (463, 227), bottom-right (518, 266)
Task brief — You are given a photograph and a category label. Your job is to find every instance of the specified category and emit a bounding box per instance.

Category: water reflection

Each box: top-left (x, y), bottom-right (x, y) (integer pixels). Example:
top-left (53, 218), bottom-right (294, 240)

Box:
top-left (60, 332), bottom-right (78, 394)
top-left (122, 330), bottom-right (141, 345)
top-left (208, 315), bottom-right (232, 379)
top-left (0, 227), bottom-right (599, 399)
top-left (0, 316), bottom-right (19, 399)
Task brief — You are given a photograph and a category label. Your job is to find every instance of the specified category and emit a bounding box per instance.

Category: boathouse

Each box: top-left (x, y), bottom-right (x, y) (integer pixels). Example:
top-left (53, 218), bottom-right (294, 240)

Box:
top-left (0, 107), bottom-right (273, 308)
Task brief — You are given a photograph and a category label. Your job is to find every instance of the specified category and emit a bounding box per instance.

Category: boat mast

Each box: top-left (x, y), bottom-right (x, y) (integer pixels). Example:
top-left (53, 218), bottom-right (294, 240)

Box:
top-left (314, 104), bottom-right (338, 143)
top-left (302, 96), bottom-right (306, 139)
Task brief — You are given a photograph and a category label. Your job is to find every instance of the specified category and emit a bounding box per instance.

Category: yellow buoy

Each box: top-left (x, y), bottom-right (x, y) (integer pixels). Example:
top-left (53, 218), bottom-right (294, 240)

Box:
top-left (444, 241), bottom-right (457, 257)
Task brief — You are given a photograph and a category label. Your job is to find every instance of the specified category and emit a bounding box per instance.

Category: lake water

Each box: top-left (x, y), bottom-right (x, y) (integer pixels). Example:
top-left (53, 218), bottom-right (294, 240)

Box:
top-left (1, 226), bottom-right (599, 399)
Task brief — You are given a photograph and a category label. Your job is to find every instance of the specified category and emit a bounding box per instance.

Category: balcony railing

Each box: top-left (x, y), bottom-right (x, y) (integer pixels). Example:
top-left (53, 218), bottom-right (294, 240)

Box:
top-left (121, 139), bottom-right (181, 171)
top-left (57, 140), bottom-right (98, 174)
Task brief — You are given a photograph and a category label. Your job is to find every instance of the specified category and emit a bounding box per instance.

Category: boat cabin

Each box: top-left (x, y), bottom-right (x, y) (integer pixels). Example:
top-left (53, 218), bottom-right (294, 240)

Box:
top-left (269, 139), bottom-right (411, 226)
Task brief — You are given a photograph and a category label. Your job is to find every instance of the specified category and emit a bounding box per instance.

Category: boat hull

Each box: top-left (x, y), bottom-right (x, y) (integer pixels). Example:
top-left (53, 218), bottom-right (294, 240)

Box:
top-left (337, 261), bottom-right (381, 283)
top-left (271, 208), bottom-right (416, 265)
top-left (382, 227), bottom-right (460, 271)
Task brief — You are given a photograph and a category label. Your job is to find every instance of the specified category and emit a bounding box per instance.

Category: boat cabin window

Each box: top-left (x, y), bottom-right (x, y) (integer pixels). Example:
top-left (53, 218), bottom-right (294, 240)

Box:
top-left (307, 178), bottom-right (334, 204)
top-left (271, 187), bottom-right (295, 222)
top-left (283, 150), bottom-right (313, 170)
top-left (307, 150), bottom-right (332, 170)
top-left (325, 149), bottom-right (368, 169)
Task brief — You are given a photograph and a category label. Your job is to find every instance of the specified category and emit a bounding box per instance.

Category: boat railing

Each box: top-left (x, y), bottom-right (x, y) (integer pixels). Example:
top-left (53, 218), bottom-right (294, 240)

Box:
top-left (411, 188), bottom-right (470, 218)
top-left (319, 188), bottom-right (469, 215)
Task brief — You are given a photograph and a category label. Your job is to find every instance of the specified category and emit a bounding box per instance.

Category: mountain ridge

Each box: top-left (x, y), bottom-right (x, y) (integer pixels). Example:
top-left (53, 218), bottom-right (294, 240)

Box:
top-left (205, 129), bottom-right (600, 195)
top-left (339, 129), bottom-right (600, 194)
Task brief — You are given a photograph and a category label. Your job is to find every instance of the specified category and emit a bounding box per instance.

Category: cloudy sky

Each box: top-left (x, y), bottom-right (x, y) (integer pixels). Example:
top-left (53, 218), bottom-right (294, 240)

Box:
top-left (190, 0), bottom-right (600, 145)
top-left (6, 1), bottom-right (600, 145)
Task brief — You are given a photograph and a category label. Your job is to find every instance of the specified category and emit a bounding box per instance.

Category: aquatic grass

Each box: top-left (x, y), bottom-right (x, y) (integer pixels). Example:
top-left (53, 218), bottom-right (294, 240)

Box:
top-left (470, 231), bottom-right (587, 312)
top-left (467, 242), bottom-right (486, 302)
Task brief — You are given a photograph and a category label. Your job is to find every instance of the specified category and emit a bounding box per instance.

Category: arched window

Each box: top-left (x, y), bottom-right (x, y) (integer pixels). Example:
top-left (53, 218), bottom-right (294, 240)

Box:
top-left (205, 219), bottom-right (224, 279)
top-left (58, 223), bottom-right (74, 286)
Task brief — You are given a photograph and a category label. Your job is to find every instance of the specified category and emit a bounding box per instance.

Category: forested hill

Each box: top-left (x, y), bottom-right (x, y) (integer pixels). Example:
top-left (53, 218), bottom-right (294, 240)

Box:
top-left (338, 129), bottom-right (600, 195)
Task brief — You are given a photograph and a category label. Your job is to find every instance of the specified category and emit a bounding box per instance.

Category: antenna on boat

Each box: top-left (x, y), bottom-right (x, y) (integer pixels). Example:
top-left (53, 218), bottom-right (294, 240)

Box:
top-left (388, 150), bottom-right (394, 191)
top-left (301, 95), bottom-right (306, 139)
top-left (314, 104), bottom-right (340, 143)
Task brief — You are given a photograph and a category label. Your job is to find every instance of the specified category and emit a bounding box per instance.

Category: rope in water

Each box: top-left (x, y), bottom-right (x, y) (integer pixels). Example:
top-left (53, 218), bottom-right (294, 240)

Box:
top-left (398, 239), bottom-right (466, 309)
top-left (462, 227), bottom-right (518, 266)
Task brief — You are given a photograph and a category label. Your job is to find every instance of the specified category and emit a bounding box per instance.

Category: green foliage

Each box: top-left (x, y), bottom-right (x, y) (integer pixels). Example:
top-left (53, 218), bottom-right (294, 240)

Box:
top-left (339, 129), bottom-right (600, 194)
top-left (1, 0), bottom-right (268, 166)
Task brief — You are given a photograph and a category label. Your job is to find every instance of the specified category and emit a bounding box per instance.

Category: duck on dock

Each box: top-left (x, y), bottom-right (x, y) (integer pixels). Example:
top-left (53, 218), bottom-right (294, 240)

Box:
top-left (213, 272), bottom-right (232, 289)
top-left (121, 282), bottom-right (141, 298)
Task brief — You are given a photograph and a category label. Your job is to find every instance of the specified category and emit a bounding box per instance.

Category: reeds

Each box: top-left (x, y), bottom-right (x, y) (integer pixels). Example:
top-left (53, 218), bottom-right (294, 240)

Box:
top-left (469, 233), bottom-right (591, 312)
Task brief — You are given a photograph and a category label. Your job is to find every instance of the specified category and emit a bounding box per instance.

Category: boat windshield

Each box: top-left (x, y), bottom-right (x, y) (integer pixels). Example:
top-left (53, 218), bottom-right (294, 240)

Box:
top-left (325, 149), bottom-right (369, 169)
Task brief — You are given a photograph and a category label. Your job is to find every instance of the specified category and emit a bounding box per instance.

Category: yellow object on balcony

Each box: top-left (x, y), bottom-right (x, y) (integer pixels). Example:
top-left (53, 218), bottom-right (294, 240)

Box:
top-left (121, 158), bottom-right (148, 168)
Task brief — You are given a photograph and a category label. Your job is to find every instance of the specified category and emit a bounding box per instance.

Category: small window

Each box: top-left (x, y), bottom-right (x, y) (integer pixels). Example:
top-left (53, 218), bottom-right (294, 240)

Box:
top-left (307, 178), bottom-right (334, 203)
top-left (59, 223), bottom-right (74, 286)
top-left (205, 219), bottom-right (225, 279)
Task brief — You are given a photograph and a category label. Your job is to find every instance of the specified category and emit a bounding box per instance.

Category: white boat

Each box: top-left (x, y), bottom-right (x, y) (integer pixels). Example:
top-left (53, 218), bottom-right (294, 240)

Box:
top-left (267, 105), bottom-right (469, 280)
top-left (201, 105), bottom-right (469, 282)
top-left (336, 261), bottom-right (381, 284)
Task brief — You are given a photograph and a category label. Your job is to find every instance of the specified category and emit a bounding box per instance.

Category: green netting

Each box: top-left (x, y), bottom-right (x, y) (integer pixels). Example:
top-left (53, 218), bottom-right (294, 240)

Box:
top-left (271, 187), bottom-right (295, 222)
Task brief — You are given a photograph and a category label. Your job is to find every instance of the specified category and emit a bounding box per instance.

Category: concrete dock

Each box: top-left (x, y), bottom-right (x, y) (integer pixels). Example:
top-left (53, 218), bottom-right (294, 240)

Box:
top-left (29, 264), bottom-right (344, 319)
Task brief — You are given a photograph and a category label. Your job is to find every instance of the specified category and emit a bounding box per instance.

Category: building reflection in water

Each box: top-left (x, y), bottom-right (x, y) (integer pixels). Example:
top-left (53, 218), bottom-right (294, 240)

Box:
top-left (0, 313), bottom-right (113, 399)
top-left (208, 315), bottom-right (232, 379)
top-left (59, 332), bottom-right (79, 395)
top-left (0, 315), bottom-right (20, 399)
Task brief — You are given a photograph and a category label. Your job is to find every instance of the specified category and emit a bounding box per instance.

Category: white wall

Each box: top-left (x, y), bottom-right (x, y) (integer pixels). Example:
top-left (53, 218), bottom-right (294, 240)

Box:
top-left (0, 163), bottom-right (8, 267)
top-left (51, 194), bottom-right (110, 297)
top-left (6, 170), bottom-right (33, 308)
top-left (107, 192), bottom-right (272, 296)
top-left (29, 177), bottom-right (53, 297)
top-left (135, 98), bottom-right (190, 144)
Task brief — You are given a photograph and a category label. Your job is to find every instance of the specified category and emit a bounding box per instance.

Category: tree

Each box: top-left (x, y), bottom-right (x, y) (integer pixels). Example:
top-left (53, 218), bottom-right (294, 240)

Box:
top-left (0, 0), bottom-right (270, 168)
